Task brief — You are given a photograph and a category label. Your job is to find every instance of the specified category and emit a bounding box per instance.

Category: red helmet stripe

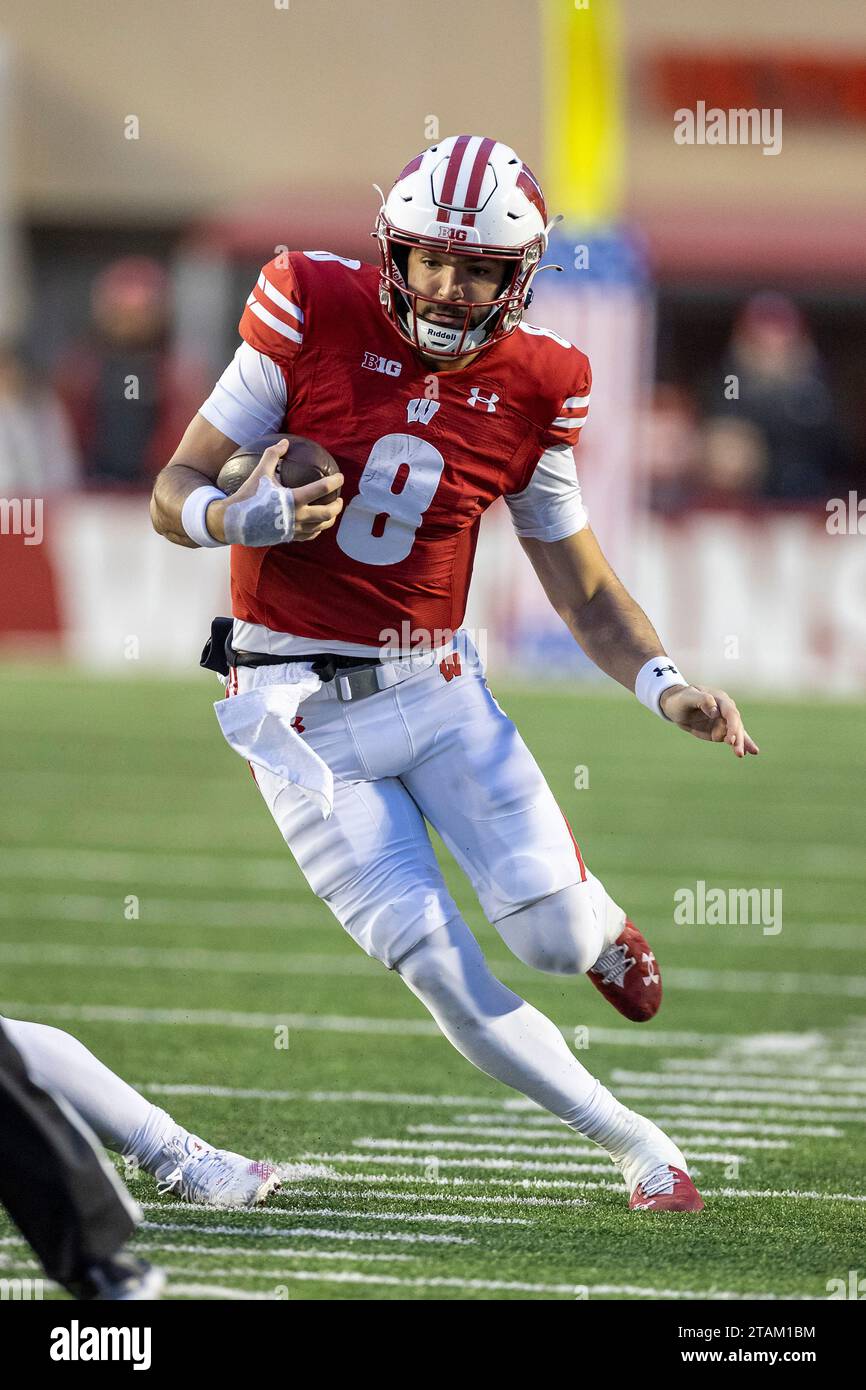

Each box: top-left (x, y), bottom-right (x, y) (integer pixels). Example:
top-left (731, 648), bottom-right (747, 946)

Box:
top-left (436, 134), bottom-right (471, 222)
top-left (516, 164), bottom-right (547, 222)
top-left (394, 152), bottom-right (424, 184)
top-left (461, 136), bottom-right (497, 226)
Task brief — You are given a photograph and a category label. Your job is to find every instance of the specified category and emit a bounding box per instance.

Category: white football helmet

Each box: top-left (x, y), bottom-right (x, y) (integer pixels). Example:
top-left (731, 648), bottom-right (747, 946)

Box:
top-left (375, 134), bottom-right (552, 359)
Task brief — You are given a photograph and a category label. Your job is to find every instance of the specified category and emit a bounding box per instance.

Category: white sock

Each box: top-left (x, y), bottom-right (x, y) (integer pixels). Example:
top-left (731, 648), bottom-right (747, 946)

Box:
top-left (583, 867), bottom-right (627, 952)
top-left (395, 919), bottom-right (685, 1190)
top-left (2, 1017), bottom-right (190, 1176)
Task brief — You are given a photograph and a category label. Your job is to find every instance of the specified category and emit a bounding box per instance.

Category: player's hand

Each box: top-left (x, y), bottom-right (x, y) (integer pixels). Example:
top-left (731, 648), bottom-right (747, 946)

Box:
top-left (205, 440), bottom-right (343, 546)
top-left (291, 474), bottom-right (344, 542)
top-left (658, 684), bottom-right (759, 758)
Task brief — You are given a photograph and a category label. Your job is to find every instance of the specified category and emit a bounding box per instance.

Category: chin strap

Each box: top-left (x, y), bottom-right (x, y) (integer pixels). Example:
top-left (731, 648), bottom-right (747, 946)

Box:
top-left (404, 307), bottom-right (494, 355)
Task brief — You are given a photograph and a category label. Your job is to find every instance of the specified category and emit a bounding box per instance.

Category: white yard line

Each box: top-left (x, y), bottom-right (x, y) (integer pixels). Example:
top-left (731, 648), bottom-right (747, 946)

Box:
top-left (615, 1085), bottom-right (866, 1110)
top-left (0, 1235), bottom-right (413, 1264)
top-left (449, 1113), bottom-right (843, 1138)
top-left (0, 847), bottom-right (293, 889)
top-left (137, 1217), bottom-right (471, 1244)
top-left (132, 1085), bottom-right (864, 1128)
top-left (663, 967), bottom-right (866, 999)
top-left (352, 1137), bottom-right (747, 1163)
top-left (168, 1283), bottom-right (275, 1300)
top-left (281, 1184), bottom-right (589, 1208)
top-left (6, 1000), bottom-right (847, 1059)
top-left (660, 1059), bottom-right (866, 1081)
top-left (406, 1124), bottom-right (790, 1149)
top-left (155, 1266), bottom-right (818, 1299)
top-left (612, 1068), bottom-right (866, 1094)
top-left (0, 942), bottom-right (373, 979)
top-left (0, 892), bottom-right (312, 931)
top-left (644, 1103), bottom-right (865, 1126)
top-left (302, 1152), bottom-right (691, 1176)
top-left (4, 937), bottom-right (864, 998)
top-left (0, 1000), bottom-right (438, 1037)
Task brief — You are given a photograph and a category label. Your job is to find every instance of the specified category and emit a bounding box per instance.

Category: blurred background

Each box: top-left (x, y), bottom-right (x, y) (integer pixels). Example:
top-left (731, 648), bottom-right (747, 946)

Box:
top-left (0, 0), bottom-right (865, 689)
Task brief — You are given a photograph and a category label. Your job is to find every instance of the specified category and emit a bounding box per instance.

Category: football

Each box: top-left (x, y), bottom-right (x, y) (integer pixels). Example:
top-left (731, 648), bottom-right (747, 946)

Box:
top-left (216, 432), bottom-right (342, 502)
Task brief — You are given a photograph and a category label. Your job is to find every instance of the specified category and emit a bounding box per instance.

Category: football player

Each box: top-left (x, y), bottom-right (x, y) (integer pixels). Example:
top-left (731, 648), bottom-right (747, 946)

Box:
top-left (1, 1015), bottom-right (282, 1207)
top-left (150, 136), bottom-right (758, 1212)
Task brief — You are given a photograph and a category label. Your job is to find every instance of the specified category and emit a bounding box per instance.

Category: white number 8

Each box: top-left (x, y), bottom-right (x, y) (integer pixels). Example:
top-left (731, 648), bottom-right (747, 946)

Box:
top-left (336, 433), bottom-right (445, 566)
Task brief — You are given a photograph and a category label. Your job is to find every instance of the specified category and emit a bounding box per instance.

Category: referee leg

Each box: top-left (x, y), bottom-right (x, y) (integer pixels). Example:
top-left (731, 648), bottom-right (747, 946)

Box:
top-left (0, 1020), bottom-right (139, 1294)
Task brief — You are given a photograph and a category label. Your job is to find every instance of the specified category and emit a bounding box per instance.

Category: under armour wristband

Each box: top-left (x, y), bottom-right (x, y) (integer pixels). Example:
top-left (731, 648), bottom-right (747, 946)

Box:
top-left (635, 656), bottom-right (689, 719)
top-left (181, 485), bottom-right (228, 548)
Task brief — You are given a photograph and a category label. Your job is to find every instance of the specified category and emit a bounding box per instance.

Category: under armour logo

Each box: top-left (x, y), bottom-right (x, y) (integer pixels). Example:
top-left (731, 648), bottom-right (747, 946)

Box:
top-left (407, 397), bottom-right (441, 425)
top-left (641, 951), bottom-right (659, 986)
top-left (466, 387), bottom-right (499, 413)
top-left (654, 664), bottom-right (678, 678)
top-left (291, 716), bottom-right (305, 734)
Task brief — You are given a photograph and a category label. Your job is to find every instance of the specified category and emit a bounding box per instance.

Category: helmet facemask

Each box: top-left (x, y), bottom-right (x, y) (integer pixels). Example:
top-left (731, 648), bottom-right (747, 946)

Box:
top-left (376, 222), bottom-right (541, 359)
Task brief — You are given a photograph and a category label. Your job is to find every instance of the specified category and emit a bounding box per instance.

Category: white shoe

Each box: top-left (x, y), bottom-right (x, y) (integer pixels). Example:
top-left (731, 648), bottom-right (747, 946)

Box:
top-left (157, 1135), bottom-right (281, 1208)
top-left (606, 1112), bottom-right (690, 1197)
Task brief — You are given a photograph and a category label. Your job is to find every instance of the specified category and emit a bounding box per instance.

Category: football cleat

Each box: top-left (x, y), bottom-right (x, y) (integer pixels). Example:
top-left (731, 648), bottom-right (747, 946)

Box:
top-left (587, 919), bottom-right (662, 1022)
top-left (629, 1164), bottom-right (705, 1212)
top-left (157, 1136), bottom-right (281, 1209)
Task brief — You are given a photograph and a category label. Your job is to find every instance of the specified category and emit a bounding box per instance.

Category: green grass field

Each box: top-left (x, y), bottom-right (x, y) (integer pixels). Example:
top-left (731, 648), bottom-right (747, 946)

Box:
top-left (1, 665), bottom-right (864, 1301)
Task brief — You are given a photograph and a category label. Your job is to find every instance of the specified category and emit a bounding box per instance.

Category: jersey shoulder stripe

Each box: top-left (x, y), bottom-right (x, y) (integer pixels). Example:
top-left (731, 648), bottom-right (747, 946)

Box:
top-left (239, 252), bottom-right (379, 366)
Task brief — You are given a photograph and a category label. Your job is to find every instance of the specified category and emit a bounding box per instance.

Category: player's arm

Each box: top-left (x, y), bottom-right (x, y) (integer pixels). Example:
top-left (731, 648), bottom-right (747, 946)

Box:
top-left (149, 415), bottom-right (342, 549)
top-left (151, 256), bottom-right (343, 549)
top-left (520, 525), bottom-right (758, 757)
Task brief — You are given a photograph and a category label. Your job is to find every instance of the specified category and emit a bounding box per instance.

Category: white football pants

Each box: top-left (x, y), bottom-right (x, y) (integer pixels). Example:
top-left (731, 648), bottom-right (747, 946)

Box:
top-left (230, 635), bottom-right (624, 970)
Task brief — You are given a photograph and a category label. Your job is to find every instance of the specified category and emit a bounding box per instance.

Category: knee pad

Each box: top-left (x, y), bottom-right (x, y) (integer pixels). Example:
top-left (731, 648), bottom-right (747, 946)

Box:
top-left (494, 882), bottom-right (604, 976)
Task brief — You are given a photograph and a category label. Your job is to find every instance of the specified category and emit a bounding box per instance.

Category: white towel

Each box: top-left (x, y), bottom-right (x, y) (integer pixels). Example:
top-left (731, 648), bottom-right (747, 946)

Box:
top-left (213, 665), bottom-right (334, 818)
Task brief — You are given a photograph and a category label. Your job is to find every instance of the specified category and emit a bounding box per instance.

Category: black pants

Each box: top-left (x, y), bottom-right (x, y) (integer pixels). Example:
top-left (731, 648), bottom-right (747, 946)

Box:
top-left (0, 1020), bottom-right (137, 1293)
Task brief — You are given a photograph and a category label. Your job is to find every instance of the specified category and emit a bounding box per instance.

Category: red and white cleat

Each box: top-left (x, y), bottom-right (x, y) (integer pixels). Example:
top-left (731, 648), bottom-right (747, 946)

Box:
top-left (157, 1136), bottom-right (282, 1208)
top-left (587, 920), bottom-right (662, 1022)
top-left (629, 1165), bottom-right (704, 1212)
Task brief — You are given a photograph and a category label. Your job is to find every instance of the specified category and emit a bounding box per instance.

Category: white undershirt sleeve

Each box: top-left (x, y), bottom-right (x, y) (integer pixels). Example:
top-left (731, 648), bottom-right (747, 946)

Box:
top-left (198, 342), bottom-right (288, 445)
top-left (504, 444), bottom-right (589, 542)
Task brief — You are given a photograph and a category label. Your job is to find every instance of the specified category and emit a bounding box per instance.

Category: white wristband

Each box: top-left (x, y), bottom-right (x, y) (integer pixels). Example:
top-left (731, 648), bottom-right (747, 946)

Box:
top-left (635, 656), bottom-right (689, 719)
top-left (181, 485), bottom-right (228, 548)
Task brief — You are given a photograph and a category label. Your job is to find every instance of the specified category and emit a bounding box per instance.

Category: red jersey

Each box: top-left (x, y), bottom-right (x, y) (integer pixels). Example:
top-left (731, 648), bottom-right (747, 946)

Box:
top-left (231, 251), bottom-right (591, 648)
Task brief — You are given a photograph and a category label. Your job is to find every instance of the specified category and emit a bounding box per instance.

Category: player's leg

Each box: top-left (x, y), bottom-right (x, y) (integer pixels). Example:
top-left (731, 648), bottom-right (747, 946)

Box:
top-left (393, 917), bottom-right (701, 1209)
top-left (400, 643), bottom-right (662, 1021)
top-left (240, 663), bottom-right (698, 1206)
top-left (0, 1017), bottom-right (281, 1207)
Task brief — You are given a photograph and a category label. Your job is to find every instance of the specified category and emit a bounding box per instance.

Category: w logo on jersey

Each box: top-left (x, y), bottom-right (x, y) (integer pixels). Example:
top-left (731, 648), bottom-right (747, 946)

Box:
top-left (466, 387), bottom-right (499, 413)
top-left (407, 398), bottom-right (441, 425)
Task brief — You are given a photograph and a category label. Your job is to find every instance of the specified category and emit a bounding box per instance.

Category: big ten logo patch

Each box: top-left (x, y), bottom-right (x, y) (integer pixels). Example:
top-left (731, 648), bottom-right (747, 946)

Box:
top-left (362, 351), bottom-right (402, 377)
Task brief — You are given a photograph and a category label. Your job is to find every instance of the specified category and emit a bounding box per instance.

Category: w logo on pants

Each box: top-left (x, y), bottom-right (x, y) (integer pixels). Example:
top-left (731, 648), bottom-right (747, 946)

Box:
top-left (439, 654), bottom-right (462, 682)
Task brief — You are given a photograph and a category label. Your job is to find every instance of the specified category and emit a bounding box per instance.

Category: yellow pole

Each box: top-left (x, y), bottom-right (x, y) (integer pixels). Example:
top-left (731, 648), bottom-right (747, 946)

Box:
top-left (541, 0), bottom-right (626, 227)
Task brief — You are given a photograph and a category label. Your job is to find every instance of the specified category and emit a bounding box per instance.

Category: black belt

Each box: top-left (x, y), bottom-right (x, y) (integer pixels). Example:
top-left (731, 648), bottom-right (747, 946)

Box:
top-left (199, 617), bottom-right (383, 684)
